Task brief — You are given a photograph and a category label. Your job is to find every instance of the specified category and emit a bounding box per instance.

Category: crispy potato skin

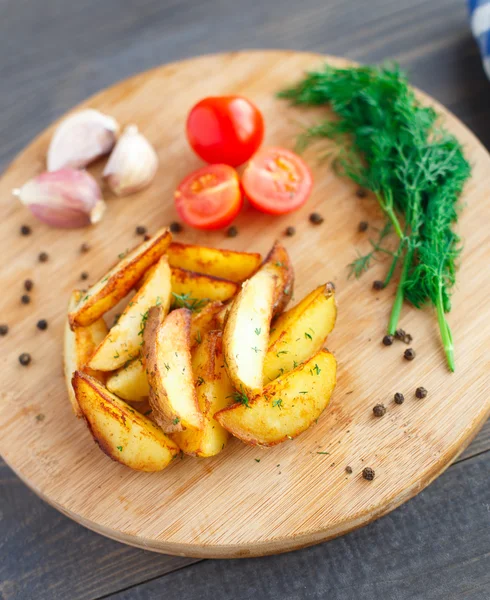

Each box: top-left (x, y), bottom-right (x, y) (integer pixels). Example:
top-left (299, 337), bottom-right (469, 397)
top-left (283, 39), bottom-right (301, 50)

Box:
top-left (171, 267), bottom-right (239, 303)
top-left (216, 350), bottom-right (337, 447)
top-left (264, 283), bottom-right (337, 382)
top-left (144, 307), bottom-right (204, 432)
top-left (69, 227), bottom-right (172, 328)
top-left (106, 357), bottom-right (149, 402)
top-left (72, 371), bottom-right (180, 471)
top-left (64, 291), bottom-right (108, 417)
top-left (173, 331), bottom-right (234, 457)
top-left (88, 256), bottom-right (172, 371)
top-left (167, 242), bottom-right (261, 282)
top-left (223, 269), bottom-right (276, 395)
top-left (260, 241), bottom-right (294, 316)
top-left (189, 301), bottom-right (224, 349)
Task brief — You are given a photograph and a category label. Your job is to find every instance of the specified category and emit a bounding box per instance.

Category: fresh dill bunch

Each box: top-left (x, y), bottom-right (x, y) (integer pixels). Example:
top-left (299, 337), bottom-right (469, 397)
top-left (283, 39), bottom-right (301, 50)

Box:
top-left (280, 63), bottom-right (471, 370)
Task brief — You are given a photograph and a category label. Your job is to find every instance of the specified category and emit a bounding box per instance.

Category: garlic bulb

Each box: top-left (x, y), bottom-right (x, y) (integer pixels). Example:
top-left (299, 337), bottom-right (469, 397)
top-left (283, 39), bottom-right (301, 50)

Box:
top-left (47, 109), bottom-right (119, 171)
top-left (13, 168), bottom-right (106, 228)
top-left (103, 125), bottom-right (158, 196)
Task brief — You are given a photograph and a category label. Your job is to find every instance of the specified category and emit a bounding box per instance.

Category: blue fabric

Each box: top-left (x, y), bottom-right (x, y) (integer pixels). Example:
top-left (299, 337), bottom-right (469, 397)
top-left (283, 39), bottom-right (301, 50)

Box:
top-left (469, 0), bottom-right (490, 77)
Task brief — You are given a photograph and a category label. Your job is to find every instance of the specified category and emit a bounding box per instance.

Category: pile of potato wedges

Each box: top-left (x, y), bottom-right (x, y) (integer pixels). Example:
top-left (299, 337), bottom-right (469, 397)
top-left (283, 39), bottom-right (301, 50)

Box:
top-left (65, 227), bottom-right (338, 471)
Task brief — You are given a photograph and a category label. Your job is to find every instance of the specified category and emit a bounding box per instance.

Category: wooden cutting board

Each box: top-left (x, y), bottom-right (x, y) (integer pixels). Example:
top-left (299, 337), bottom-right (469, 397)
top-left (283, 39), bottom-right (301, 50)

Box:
top-left (1, 51), bottom-right (489, 559)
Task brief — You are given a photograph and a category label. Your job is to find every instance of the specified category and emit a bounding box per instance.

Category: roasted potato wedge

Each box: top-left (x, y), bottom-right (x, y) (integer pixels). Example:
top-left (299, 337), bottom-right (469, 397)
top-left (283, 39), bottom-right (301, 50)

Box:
top-left (264, 283), bottom-right (337, 382)
top-left (88, 256), bottom-right (172, 371)
top-left (189, 301), bottom-right (224, 349)
top-left (259, 241), bottom-right (294, 316)
top-left (223, 269), bottom-right (276, 395)
top-left (106, 357), bottom-right (149, 402)
top-left (73, 371), bottom-right (180, 471)
top-left (69, 226), bottom-right (172, 328)
top-left (144, 306), bottom-right (204, 432)
top-left (173, 331), bottom-right (234, 457)
top-left (167, 242), bottom-right (261, 282)
top-left (64, 291), bottom-right (109, 417)
top-left (216, 350), bottom-right (337, 447)
top-left (171, 267), bottom-right (239, 304)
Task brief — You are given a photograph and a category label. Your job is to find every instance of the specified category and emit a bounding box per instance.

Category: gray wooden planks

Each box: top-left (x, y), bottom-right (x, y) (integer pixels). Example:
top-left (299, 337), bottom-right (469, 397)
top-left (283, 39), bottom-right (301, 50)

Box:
top-left (1, 0), bottom-right (489, 598)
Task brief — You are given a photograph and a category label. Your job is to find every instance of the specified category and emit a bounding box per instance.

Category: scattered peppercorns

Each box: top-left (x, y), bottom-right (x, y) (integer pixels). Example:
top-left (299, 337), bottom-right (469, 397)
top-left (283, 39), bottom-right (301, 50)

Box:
top-left (358, 221), bottom-right (368, 232)
top-left (80, 271), bottom-right (89, 281)
top-left (21, 294), bottom-right (31, 305)
top-left (309, 212), bottom-right (324, 225)
top-left (35, 413), bottom-right (45, 422)
top-left (373, 403), bottom-right (386, 417)
top-left (404, 348), bottom-right (416, 361)
top-left (135, 225), bottom-right (147, 236)
top-left (345, 466), bottom-right (353, 474)
top-left (20, 224), bottom-right (32, 236)
top-left (415, 387), bottom-right (428, 399)
top-left (394, 392), bottom-right (405, 405)
top-left (24, 279), bottom-right (33, 292)
top-left (0, 324), bottom-right (8, 336)
top-left (169, 221), bottom-right (183, 233)
top-left (80, 242), bottom-right (90, 253)
top-left (19, 353), bottom-right (31, 366)
top-left (382, 334), bottom-right (393, 346)
top-left (356, 188), bottom-right (368, 198)
top-left (38, 252), bottom-right (49, 263)
top-left (226, 225), bottom-right (238, 238)
top-left (284, 226), bottom-right (296, 237)
top-left (37, 319), bottom-right (48, 331)
top-left (395, 329), bottom-right (413, 344)
top-left (362, 467), bottom-right (375, 481)
top-left (143, 234), bottom-right (151, 241)
top-left (373, 280), bottom-right (384, 290)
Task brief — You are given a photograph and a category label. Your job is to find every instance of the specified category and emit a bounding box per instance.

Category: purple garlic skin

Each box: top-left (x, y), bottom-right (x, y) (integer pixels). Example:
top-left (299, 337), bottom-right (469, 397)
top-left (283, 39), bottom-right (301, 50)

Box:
top-left (14, 168), bottom-right (106, 228)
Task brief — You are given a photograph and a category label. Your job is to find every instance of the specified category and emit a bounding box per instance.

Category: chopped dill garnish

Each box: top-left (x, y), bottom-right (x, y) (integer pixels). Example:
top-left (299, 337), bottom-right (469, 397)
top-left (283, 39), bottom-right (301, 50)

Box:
top-left (171, 292), bottom-right (208, 312)
top-left (227, 386), bottom-right (250, 408)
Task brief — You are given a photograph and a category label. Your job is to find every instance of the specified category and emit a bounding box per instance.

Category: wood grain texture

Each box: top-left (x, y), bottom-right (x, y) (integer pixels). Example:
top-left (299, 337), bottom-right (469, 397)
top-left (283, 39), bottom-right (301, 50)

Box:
top-left (1, 50), bottom-right (489, 560)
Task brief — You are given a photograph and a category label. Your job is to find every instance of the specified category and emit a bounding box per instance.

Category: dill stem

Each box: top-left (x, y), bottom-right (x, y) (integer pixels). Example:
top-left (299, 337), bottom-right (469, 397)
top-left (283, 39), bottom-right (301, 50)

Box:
top-left (436, 281), bottom-right (455, 372)
top-left (383, 243), bottom-right (403, 287)
top-left (384, 205), bottom-right (404, 239)
top-left (387, 247), bottom-right (413, 335)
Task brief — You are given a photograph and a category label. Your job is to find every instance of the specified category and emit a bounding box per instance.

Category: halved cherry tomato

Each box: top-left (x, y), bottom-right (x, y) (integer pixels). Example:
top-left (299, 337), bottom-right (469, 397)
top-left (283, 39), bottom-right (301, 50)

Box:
top-left (186, 96), bottom-right (264, 167)
top-left (174, 164), bottom-right (242, 230)
top-left (241, 147), bottom-right (313, 215)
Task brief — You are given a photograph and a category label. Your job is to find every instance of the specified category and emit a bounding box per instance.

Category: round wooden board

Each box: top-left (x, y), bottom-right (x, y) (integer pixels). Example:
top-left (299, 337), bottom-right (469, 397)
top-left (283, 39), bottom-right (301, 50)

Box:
top-left (1, 51), bottom-right (489, 559)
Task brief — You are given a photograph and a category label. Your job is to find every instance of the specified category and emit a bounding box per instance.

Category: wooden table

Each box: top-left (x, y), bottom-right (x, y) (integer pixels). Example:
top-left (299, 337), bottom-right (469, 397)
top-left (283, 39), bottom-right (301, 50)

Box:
top-left (1, 1), bottom-right (489, 598)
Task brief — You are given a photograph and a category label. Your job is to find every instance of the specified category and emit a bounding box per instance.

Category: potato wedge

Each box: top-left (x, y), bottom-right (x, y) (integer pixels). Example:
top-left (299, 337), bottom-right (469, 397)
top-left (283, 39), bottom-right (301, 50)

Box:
top-left (106, 357), bottom-right (149, 402)
top-left (64, 291), bottom-right (109, 417)
top-left (69, 226), bottom-right (172, 328)
top-left (263, 283), bottom-right (337, 382)
top-left (223, 269), bottom-right (276, 395)
top-left (167, 242), bottom-right (261, 282)
top-left (88, 255), bottom-right (172, 371)
top-left (216, 350), bottom-right (337, 447)
top-left (173, 331), bottom-right (234, 457)
top-left (189, 301), bottom-right (224, 349)
top-left (260, 241), bottom-right (294, 316)
top-left (171, 267), bottom-right (239, 304)
top-left (144, 306), bottom-right (203, 432)
top-left (73, 371), bottom-right (179, 471)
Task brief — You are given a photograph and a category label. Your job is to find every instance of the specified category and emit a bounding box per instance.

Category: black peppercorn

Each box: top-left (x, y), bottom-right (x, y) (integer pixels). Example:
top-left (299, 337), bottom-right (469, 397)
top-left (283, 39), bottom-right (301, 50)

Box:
top-left (37, 319), bottom-right (48, 331)
top-left (362, 467), bottom-right (375, 481)
top-left (404, 348), bottom-right (416, 361)
top-left (20, 224), bottom-right (32, 236)
top-left (394, 392), bottom-right (405, 405)
top-left (80, 271), bottom-right (89, 281)
top-left (345, 466), bottom-right (353, 474)
top-left (24, 279), bottom-right (33, 292)
top-left (169, 221), bottom-right (183, 233)
top-left (143, 234), bottom-right (151, 241)
top-left (395, 329), bottom-right (413, 344)
top-left (0, 324), bottom-right (8, 336)
top-left (19, 353), bottom-right (31, 366)
top-left (373, 280), bottom-right (384, 290)
top-left (382, 334), bottom-right (394, 346)
top-left (135, 225), bottom-right (147, 236)
top-left (309, 212), bottom-right (324, 225)
top-left (226, 225), bottom-right (238, 238)
top-left (373, 403), bottom-right (386, 417)
top-left (38, 252), bottom-right (49, 263)
top-left (21, 294), bottom-right (31, 304)
top-left (358, 221), bottom-right (368, 232)
top-left (80, 242), bottom-right (90, 253)
top-left (415, 386), bottom-right (428, 399)
top-left (285, 226), bottom-right (296, 237)
top-left (356, 188), bottom-right (367, 198)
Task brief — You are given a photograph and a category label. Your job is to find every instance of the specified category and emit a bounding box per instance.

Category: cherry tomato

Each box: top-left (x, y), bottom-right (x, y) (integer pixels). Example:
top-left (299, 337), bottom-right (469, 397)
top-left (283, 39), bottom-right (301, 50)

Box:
top-left (241, 147), bottom-right (313, 215)
top-left (186, 96), bottom-right (264, 167)
top-left (174, 164), bottom-right (242, 230)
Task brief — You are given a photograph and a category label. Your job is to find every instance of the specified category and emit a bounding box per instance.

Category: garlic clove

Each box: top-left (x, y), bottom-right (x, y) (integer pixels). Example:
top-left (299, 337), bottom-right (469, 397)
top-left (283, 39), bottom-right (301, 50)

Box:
top-left (47, 109), bottom-right (119, 171)
top-left (103, 125), bottom-right (158, 196)
top-left (13, 168), bottom-right (106, 229)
